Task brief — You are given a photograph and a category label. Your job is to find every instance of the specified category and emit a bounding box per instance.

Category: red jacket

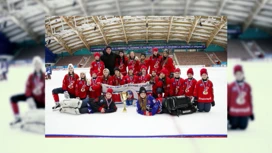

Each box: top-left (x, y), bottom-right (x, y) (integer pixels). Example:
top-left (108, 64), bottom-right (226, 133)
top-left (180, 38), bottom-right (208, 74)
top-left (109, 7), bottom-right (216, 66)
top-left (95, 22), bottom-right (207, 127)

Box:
top-left (184, 78), bottom-right (197, 97)
top-left (115, 56), bottom-right (128, 76)
top-left (90, 60), bottom-right (105, 77)
top-left (193, 80), bottom-right (214, 103)
top-left (161, 57), bottom-right (175, 74)
top-left (25, 72), bottom-right (45, 104)
top-left (98, 75), bottom-right (113, 85)
top-left (138, 74), bottom-right (151, 83)
top-left (139, 59), bottom-right (150, 72)
top-left (127, 58), bottom-right (140, 74)
top-left (62, 73), bottom-right (79, 96)
top-left (124, 74), bottom-right (139, 84)
top-left (149, 55), bottom-right (162, 74)
top-left (152, 76), bottom-right (172, 97)
top-left (88, 77), bottom-right (101, 99)
top-left (112, 75), bottom-right (125, 86)
top-left (170, 77), bottom-right (185, 96)
top-left (75, 79), bottom-right (88, 99)
top-left (228, 81), bottom-right (253, 116)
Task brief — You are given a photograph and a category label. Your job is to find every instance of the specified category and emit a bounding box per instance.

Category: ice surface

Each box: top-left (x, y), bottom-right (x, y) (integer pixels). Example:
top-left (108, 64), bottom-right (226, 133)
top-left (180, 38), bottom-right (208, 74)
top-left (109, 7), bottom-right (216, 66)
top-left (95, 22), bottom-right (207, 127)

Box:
top-left (45, 66), bottom-right (227, 137)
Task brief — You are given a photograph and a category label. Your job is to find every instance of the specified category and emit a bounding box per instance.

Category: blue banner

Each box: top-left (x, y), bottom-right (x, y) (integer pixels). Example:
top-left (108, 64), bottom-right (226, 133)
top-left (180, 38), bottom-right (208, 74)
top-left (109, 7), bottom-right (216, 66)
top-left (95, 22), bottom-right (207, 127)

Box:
top-left (90, 45), bottom-right (206, 52)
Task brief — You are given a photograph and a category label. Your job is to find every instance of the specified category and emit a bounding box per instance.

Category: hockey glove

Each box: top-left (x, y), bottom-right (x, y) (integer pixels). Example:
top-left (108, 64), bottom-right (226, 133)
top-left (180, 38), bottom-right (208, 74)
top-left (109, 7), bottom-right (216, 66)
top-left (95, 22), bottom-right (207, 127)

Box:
top-left (211, 101), bottom-right (215, 107)
top-left (250, 114), bottom-right (254, 121)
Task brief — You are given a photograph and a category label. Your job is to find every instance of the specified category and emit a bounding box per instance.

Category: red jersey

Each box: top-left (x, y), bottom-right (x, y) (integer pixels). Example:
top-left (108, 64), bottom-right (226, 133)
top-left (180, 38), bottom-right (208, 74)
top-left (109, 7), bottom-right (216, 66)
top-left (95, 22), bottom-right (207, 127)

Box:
top-left (88, 77), bottom-right (101, 99)
top-left (127, 58), bottom-right (140, 74)
top-left (170, 77), bottom-right (185, 96)
top-left (193, 80), bottom-right (214, 103)
top-left (25, 72), bottom-right (45, 104)
top-left (138, 74), bottom-right (151, 83)
top-left (62, 73), bottom-right (79, 96)
top-left (112, 75), bottom-right (125, 86)
top-left (184, 78), bottom-right (197, 97)
top-left (153, 76), bottom-right (172, 97)
top-left (98, 75), bottom-right (113, 85)
top-left (149, 54), bottom-right (162, 74)
top-left (228, 81), bottom-right (253, 116)
top-left (90, 60), bottom-right (105, 77)
top-left (124, 74), bottom-right (139, 84)
top-left (161, 57), bottom-right (175, 74)
top-left (139, 59), bottom-right (149, 72)
top-left (115, 56), bottom-right (128, 76)
top-left (75, 79), bottom-right (88, 99)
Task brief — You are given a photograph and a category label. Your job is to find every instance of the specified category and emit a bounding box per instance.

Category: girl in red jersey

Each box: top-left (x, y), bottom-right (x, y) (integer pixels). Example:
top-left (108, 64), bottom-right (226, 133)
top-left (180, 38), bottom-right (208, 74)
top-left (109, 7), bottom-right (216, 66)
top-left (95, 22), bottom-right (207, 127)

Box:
top-left (124, 66), bottom-right (139, 84)
top-left (127, 51), bottom-right (140, 75)
top-left (193, 68), bottom-right (215, 112)
top-left (228, 65), bottom-right (254, 130)
top-left (139, 53), bottom-right (149, 72)
top-left (112, 68), bottom-right (125, 86)
top-left (99, 68), bottom-right (113, 85)
top-left (75, 72), bottom-right (89, 100)
top-left (138, 65), bottom-right (151, 83)
top-left (90, 52), bottom-right (105, 77)
top-left (184, 68), bottom-right (197, 99)
top-left (149, 69), bottom-right (157, 85)
top-left (161, 49), bottom-right (175, 75)
top-left (152, 68), bottom-right (171, 98)
top-left (115, 50), bottom-right (128, 76)
top-left (88, 70), bottom-right (101, 99)
top-left (52, 64), bottom-right (79, 109)
top-left (10, 56), bottom-right (45, 125)
top-left (170, 68), bottom-right (185, 96)
top-left (149, 47), bottom-right (162, 75)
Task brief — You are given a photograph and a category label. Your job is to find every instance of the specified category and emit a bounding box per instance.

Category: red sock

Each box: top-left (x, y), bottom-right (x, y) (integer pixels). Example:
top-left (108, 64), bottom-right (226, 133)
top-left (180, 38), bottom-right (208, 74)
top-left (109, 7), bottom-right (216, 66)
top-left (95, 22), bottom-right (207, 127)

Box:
top-left (53, 94), bottom-right (59, 102)
top-left (11, 102), bottom-right (19, 115)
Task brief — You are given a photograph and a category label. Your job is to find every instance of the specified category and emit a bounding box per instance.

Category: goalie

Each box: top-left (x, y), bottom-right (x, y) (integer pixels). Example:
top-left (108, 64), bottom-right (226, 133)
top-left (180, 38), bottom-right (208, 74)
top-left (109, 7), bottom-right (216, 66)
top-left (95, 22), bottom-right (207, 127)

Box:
top-left (53, 88), bottom-right (117, 114)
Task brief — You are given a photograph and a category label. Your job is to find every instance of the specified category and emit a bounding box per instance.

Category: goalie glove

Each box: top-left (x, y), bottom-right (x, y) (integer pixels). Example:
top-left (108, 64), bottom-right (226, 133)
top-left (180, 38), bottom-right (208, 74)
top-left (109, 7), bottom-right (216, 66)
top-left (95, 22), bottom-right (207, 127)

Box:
top-left (26, 97), bottom-right (36, 109)
top-left (64, 91), bottom-right (70, 99)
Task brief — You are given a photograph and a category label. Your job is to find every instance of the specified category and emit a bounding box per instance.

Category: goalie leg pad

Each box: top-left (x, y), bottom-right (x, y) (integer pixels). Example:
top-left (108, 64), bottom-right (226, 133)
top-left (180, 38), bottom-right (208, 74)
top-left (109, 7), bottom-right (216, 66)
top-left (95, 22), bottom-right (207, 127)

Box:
top-left (59, 98), bottom-right (82, 108)
top-left (60, 107), bottom-right (80, 115)
top-left (20, 109), bottom-right (45, 134)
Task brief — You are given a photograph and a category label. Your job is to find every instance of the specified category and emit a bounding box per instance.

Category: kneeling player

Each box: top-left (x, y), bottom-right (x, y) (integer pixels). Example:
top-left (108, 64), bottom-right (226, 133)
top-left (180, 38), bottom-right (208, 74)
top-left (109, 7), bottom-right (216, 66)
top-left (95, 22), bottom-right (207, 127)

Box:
top-left (55, 88), bottom-right (117, 114)
top-left (228, 65), bottom-right (254, 130)
top-left (10, 56), bottom-right (45, 125)
top-left (136, 87), bottom-right (162, 116)
top-left (193, 68), bottom-right (215, 112)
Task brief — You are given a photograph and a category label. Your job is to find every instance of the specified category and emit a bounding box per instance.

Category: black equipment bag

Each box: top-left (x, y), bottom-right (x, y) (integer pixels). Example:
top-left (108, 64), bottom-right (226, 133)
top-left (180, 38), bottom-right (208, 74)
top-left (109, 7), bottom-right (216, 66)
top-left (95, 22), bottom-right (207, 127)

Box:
top-left (162, 96), bottom-right (197, 116)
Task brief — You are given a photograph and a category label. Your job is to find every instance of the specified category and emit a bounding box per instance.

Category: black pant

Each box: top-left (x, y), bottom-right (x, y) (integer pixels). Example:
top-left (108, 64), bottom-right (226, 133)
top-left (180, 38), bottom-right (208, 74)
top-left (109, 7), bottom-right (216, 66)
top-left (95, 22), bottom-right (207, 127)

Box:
top-left (52, 87), bottom-right (76, 98)
top-left (10, 94), bottom-right (45, 108)
top-left (229, 116), bottom-right (249, 130)
top-left (79, 99), bottom-right (99, 114)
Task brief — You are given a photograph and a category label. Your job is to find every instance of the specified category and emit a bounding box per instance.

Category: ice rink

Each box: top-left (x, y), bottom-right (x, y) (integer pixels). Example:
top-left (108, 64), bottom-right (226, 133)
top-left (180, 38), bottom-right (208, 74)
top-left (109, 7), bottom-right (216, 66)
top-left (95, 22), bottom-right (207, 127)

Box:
top-left (0, 61), bottom-right (272, 153)
top-left (45, 66), bottom-right (227, 137)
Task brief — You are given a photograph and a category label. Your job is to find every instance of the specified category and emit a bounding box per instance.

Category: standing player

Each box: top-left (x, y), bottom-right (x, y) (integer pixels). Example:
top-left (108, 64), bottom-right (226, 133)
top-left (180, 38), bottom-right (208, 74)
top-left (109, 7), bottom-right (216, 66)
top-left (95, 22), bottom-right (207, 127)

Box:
top-left (161, 49), bottom-right (175, 75)
top-left (170, 68), bottom-right (185, 96)
top-left (228, 65), bottom-right (254, 130)
top-left (115, 50), bottom-right (128, 76)
top-left (90, 52), bottom-right (105, 77)
top-left (127, 51), bottom-right (140, 75)
top-left (10, 56), bottom-right (45, 125)
top-left (88, 70), bottom-right (101, 99)
top-left (138, 65), bottom-right (151, 83)
top-left (52, 64), bottom-right (79, 109)
top-left (149, 47), bottom-right (162, 75)
top-left (75, 72), bottom-right (89, 100)
top-left (56, 88), bottom-right (117, 114)
top-left (139, 53), bottom-right (149, 73)
top-left (184, 68), bottom-right (197, 99)
top-left (193, 68), bottom-right (215, 112)
top-left (136, 87), bottom-right (162, 116)
top-left (124, 66), bottom-right (139, 84)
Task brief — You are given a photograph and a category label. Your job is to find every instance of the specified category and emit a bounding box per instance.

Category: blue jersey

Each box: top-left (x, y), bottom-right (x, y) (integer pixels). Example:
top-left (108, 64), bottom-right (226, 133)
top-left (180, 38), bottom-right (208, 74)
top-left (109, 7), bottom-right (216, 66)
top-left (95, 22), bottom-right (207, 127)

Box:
top-left (0, 61), bottom-right (8, 73)
top-left (136, 95), bottom-right (162, 116)
top-left (46, 66), bottom-right (52, 74)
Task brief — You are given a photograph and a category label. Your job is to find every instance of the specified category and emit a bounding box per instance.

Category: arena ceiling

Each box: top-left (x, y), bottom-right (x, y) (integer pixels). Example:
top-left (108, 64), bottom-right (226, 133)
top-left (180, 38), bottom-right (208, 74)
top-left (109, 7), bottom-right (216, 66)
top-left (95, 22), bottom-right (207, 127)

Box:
top-left (1, 0), bottom-right (272, 53)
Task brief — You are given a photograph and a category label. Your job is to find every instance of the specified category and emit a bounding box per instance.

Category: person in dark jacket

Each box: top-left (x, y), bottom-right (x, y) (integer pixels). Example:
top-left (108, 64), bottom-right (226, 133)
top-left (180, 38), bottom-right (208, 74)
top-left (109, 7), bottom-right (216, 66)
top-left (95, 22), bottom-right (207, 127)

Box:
top-left (100, 46), bottom-right (120, 76)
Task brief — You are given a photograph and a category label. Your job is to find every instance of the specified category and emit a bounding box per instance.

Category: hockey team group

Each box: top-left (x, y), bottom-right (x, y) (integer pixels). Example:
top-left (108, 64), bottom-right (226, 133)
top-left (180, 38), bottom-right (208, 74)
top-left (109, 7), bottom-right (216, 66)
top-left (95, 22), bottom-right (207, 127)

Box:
top-left (8, 46), bottom-right (254, 131)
